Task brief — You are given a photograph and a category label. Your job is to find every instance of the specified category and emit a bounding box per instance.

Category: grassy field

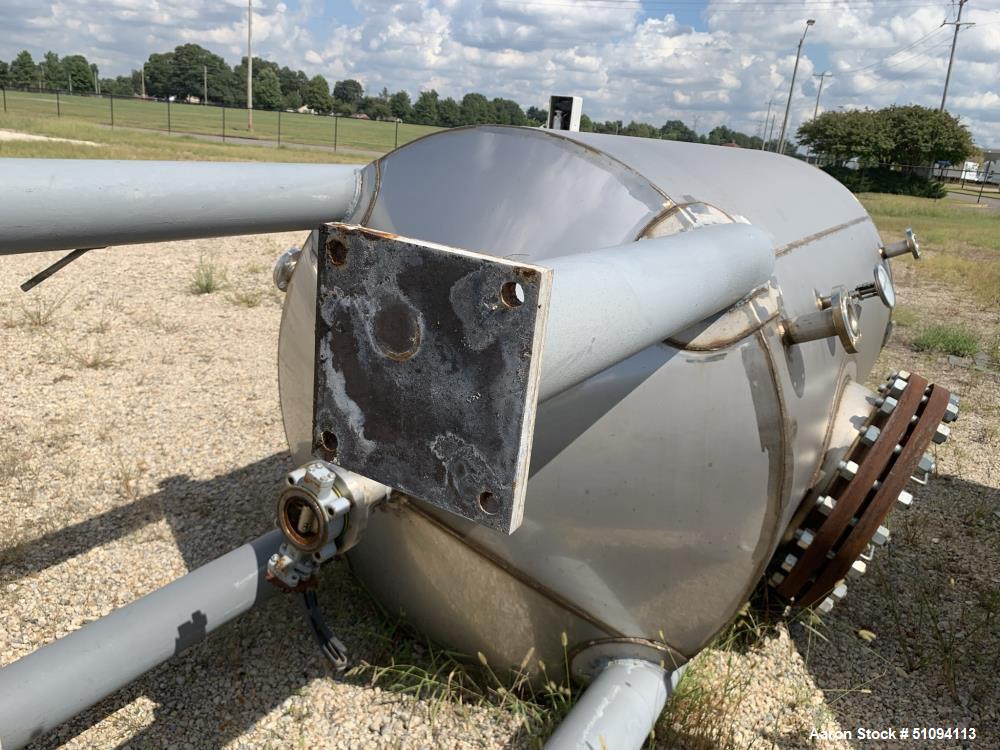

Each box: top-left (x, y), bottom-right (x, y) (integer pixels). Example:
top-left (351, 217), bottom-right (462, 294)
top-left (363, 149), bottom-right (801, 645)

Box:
top-left (859, 193), bottom-right (1000, 309)
top-left (0, 111), bottom-right (369, 163)
top-left (1, 88), bottom-right (441, 154)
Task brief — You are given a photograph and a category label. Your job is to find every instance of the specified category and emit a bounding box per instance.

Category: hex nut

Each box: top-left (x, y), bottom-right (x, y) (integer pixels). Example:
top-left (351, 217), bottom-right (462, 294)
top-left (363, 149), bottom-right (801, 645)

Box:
top-left (838, 460), bottom-right (859, 480)
top-left (817, 597), bottom-right (835, 614)
top-left (831, 583), bottom-right (848, 601)
top-left (887, 377), bottom-right (908, 398)
top-left (879, 396), bottom-right (899, 416)
top-left (848, 559), bottom-right (867, 579)
top-left (898, 370), bottom-right (911, 381)
top-left (917, 453), bottom-right (935, 475)
top-left (933, 423), bottom-right (951, 444)
top-left (896, 490), bottom-right (913, 510)
top-left (948, 393), bottom-right (960, 407)
top-left (769, 571), bottom-right (785, 586)
top-left (872, 525), bottom-right (891, 546)
top-left (815, 495), bottom-right (836, 516)
top-left (860, 425), bottom-right (881, 447)
top-left (942, 401), bottom-right (959, 423)
top-left (795, 529), bottom-right (815, 549)
top-left (780, 553), bottom-right (798, 572)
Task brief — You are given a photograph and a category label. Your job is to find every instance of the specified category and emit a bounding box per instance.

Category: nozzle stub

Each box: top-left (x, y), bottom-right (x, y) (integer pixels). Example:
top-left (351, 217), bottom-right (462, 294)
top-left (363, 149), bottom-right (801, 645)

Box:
top-left (881, 228), bottom-right (920, 260)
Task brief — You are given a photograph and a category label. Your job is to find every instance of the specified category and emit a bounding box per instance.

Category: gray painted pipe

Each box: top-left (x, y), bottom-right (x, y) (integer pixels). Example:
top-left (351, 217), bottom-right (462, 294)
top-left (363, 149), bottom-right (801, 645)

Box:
top-left (544, 659), bottom-right (682, 750)
top-left (0, 530), bottom-right (282, 750)
top-left (540, 222), bottom-right (775, 401)
top-left (0, 159), bottom-right (363, 254)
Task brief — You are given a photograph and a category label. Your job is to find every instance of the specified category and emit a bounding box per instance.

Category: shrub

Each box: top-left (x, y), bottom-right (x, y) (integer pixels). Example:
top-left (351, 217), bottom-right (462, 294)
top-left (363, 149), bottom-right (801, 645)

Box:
top-left (822, 166), bottom-right (947, 199)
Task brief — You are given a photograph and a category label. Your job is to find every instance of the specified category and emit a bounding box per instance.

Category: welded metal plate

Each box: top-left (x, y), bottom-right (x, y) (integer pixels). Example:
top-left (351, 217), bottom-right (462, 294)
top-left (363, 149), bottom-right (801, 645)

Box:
top-left (313, 223), bottom-right (552, 534)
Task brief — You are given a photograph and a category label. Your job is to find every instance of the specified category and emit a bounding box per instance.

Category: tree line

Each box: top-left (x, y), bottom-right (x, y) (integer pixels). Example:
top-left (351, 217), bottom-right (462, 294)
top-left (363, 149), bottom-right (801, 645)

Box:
top-left (796, 105), bottom-right (974, 167)
top-left (0, 45), bottom-right (779, 147)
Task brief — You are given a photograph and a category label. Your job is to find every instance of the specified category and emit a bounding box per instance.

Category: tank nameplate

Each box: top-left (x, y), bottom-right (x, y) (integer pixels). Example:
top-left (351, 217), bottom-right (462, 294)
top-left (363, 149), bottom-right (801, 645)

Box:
top-left (312, 223), bottom-right (552, 534)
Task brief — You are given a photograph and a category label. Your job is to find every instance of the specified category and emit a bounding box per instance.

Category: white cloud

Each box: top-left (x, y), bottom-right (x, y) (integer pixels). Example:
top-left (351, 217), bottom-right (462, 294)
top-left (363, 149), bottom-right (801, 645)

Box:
top-left (1, 0), bottom-right (998, 145)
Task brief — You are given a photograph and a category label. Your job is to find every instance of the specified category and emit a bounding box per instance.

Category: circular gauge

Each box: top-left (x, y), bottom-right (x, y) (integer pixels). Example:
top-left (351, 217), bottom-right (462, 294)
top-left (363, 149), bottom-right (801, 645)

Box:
top-left (874, 264), bottom-right (896, 309)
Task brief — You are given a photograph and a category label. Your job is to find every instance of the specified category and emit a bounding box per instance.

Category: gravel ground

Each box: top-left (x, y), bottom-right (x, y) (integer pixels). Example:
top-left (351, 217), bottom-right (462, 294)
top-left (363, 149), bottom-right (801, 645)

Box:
top-left (1, 232), bottom-right (997, 749)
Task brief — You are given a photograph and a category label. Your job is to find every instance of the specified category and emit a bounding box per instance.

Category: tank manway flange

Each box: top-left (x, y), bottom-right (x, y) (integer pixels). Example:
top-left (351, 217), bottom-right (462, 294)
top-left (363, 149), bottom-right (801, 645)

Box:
top-left (770, 370), bottom-right (958, 609)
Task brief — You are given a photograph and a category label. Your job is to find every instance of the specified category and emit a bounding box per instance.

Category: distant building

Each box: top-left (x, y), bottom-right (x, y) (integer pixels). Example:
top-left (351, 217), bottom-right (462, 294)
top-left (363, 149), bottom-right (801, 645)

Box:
top-left (350, 113), bottom-right (370, 120)
top-left (982, 149), bottom-right (1000, 183)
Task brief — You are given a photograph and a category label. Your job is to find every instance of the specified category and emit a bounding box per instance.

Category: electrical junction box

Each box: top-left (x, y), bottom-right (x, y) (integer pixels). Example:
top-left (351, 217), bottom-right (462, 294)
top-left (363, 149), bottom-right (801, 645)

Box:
top-left (547, 96), bottom-right (582, 131)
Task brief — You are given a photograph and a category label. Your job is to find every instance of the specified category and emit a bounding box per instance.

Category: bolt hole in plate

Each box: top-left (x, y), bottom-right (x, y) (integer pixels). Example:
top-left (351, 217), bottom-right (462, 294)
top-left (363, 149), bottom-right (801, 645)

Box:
top-left (312, 224), bottom-right (553, 534)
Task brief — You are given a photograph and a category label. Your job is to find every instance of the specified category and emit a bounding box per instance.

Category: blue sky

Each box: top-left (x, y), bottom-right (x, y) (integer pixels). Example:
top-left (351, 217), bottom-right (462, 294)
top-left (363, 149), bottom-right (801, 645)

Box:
top-left (1, 1), bottom-right (999, 145)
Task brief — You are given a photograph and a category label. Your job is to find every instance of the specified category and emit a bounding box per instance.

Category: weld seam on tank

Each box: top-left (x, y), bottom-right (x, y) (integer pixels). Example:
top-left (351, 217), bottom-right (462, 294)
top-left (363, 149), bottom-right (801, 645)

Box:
top-left (360, 158), bottom-right (382, 225)
top-left (775, 215), bottom-right (869, 257)
top-left (405, 502), bottom-right (626, 639)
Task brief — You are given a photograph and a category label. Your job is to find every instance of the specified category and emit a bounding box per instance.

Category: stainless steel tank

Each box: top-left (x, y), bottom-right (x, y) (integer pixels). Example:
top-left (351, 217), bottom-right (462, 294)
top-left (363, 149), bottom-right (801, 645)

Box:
top-left (277, 125), bottom-right (894, 673)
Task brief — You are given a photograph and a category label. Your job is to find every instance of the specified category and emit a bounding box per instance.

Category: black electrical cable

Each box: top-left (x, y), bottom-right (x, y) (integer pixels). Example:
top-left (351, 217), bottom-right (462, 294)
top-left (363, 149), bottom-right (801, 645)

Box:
top-left (298, 590), bottom-right (349, 673)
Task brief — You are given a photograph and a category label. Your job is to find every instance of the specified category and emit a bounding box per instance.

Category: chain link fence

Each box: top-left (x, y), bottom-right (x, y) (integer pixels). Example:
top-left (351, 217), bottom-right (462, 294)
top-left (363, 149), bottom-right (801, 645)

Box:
top-left (0, 86), bottom-right (441, 154)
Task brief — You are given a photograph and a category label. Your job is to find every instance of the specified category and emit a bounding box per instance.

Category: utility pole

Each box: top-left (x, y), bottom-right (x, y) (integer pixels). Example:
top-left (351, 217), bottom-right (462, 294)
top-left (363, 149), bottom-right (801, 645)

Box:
top-left (203, 65), bottom-right (208, 105)
top-left (141, 65), bottom-right (146, 98)
top-left (940, 0), bottom-right (974, 112)
top-left (812, 71), bottom-right (831, 119)
top-left (778, 18), bottom-right (815, 155)
top-left (247, 0), bottom-right (253, 130)
top-left (760, 98), bottom-right (774, 150)
top-left (767, 114), bottom-right (777, 151)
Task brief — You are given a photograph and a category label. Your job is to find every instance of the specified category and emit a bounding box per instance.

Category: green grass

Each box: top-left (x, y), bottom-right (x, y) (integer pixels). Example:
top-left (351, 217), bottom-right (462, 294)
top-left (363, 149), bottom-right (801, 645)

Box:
top-left (190, 256), bottom-right (226, 294)
top-left (860, 193), bottom-right (1000, 307)
top-left (911, 323), bottom-right (979, 357)
top-left (1, 89), bottom-right (440, 154)
top-left (0, 111), bottom-right (369, 163)
top-left (859, 193), bottom-right (1000, 253)
top-left (892, 305), bottom-right (919, 328)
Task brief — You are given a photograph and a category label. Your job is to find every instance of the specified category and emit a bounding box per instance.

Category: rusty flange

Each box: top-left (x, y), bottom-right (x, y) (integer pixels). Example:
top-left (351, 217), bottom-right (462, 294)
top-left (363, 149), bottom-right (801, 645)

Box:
top-left (771, 371), bottom-right (954, 608)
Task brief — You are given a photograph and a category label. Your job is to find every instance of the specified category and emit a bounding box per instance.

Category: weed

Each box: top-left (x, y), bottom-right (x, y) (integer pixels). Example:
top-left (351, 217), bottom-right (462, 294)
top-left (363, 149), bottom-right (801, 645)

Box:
top-left (147, 313), bottom-right (182, 334)
top-left (70, 343), bottom-right (116, 369)
top-left (891, 305), bottom-right (918, 328)
top-left (347, 618), bottom-right (578, 744)
top-left (18, 291), bottom-right (69, 328)
top-left (190, 256), bottom-right (227, 295)
top-left (230, 288), bottom-right (264, 308)
top-left (912, 324), bottom-right (978, 358)
top-left (112, 456), bottom-right (146, 502)
top-left (986, 332), bottom-right (1000, 369)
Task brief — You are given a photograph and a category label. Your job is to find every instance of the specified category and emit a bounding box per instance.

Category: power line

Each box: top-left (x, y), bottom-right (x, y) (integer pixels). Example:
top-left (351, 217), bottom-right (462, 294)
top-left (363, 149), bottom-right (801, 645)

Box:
top-left (495, 0), bottom-right (948, 11)
top-left (832, 25), bottom-right (948, 75)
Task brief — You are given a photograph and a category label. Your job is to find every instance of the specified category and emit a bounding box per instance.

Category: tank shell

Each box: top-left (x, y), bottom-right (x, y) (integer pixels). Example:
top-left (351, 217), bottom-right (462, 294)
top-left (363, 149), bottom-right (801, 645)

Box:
top-left (278, 126), bottom-right (889, 670)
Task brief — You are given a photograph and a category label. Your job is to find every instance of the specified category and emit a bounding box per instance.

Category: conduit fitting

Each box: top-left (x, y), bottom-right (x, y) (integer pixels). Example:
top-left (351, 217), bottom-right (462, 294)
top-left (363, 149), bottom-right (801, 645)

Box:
top-left (783, 286), bottom-right (861, 353)
top-left (881, 228), bottom-right (920, 260)
top-left (269, 460), bottom-right (390, 590)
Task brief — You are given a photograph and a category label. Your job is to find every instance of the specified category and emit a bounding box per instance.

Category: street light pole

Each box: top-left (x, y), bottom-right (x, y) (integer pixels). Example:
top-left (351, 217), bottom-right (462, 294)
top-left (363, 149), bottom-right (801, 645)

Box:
top-left (760, 97), bottom-right (774, 150)
top-left (777, 19), bottom-right (815, 155)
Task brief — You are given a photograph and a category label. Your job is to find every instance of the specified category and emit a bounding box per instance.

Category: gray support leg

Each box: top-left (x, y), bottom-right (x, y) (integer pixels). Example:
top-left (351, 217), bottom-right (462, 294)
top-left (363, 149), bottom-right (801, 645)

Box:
top-left (0, 530), bottom-right (282, 750)
top-left (545, 659), bottom-right (682, 750)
